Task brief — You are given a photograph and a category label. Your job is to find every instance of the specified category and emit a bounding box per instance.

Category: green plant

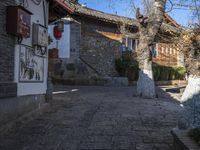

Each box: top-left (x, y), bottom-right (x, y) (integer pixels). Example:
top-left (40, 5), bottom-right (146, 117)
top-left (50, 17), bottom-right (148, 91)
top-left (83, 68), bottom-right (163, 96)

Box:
top-left (127, 65), bottom-right (139, 81)
top-left (116, 56), bottom-right (186, 81)
top-left (174, 66), bottom-right (187, 80)
top-left (115, 52), bottom-right (138, 79)
top-left (152, 64), bottom-right (186, 81)
top-left (115, 58), bottom-right (127, 76)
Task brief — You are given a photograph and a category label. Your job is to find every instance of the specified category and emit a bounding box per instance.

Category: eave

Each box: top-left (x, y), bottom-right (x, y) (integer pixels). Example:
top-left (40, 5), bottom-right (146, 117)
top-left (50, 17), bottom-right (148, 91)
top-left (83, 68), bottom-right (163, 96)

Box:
top-left (49, 0), bottom-right (75, 23)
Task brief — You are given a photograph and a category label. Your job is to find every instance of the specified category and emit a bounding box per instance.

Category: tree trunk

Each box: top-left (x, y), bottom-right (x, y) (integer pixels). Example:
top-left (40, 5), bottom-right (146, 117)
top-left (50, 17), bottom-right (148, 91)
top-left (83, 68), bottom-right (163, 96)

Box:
top-left (136, 0), bottom-right (166, 98)
top-left (137, 60), bottom-right (156, 98)
top-left (178, 29), bottom-right (200, 128)
top-left (137, 27), bottom-right (156, 98)
top-left (178, 75), bottom-right (200, 128)
top-left (181, 75), bottom-right (200, 102)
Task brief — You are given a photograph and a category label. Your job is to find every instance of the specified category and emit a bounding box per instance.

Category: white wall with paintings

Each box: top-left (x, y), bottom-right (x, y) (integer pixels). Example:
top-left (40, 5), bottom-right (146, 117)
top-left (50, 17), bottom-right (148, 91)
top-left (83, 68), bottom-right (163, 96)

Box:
top-left (14, 0), bottom-right (48, 96)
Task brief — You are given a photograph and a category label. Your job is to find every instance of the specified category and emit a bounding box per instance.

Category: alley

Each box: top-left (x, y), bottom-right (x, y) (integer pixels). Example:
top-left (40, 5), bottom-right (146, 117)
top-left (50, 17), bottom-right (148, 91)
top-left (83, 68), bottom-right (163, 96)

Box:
top-left (0, 86), bottom-right (182, 150)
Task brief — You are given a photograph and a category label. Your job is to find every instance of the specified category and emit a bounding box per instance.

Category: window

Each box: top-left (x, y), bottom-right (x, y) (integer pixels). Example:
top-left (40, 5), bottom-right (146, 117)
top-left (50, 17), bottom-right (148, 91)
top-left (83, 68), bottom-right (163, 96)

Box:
top-left (166, 47), bottom-right (168, 54)
top-left (122, 38), bottom-right (126, 45)
top-left (170, 48), bottom-right (172, 54)
top-left (162, 47), bottom-right (164, 53)
top-left (156, 44), bottom-right (159, 56)
top-left (152, 45), bottom-right (157, 58)
top-left (125, 37), bottom-right (136, 52)
top-left (132, 40), bottom-right (136, 52)
top-left (128, 38), bottom-right (132, 51)
top-left (174, 49), bottom-right (176, 54)
top-left (122, 38), bottom-right (126, 51)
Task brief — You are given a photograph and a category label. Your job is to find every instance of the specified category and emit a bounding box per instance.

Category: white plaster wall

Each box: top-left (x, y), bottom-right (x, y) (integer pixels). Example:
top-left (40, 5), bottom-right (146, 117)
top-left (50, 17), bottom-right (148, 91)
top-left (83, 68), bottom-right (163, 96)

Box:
top-left (48, 23), bottom-right (70, 58)
top-left (14, 0), bottom-right (48, 96)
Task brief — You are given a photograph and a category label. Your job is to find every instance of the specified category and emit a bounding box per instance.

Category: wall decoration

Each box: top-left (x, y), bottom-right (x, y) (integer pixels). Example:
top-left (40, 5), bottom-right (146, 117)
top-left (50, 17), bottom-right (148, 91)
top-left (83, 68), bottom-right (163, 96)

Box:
top-left (6, 6), bottom-right (32, 38)
top-left (19, 45), bottom-right (44, 82)
top-left (32, 23), bottom-right (48, 48)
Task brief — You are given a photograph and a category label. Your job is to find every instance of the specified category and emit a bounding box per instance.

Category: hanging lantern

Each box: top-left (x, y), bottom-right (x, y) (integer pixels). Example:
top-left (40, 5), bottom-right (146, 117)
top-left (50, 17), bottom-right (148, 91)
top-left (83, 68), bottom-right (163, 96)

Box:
top-left (53, 26), bottom-right (62, 40)
top-left (57, 20), bottom-right (64, 32)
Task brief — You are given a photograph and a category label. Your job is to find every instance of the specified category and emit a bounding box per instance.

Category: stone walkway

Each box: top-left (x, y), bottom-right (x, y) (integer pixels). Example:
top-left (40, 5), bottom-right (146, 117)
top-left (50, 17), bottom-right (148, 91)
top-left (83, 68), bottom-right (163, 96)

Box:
top-left (0, 86), bottom-right (182, 150)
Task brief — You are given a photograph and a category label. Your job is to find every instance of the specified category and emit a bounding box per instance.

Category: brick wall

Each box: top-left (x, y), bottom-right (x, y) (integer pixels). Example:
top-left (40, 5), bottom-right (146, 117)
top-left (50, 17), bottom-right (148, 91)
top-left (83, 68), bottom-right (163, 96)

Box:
top-left (70, 21), bottom-right (80, 60)
top-left (0, 0), bottom-right (17, 98)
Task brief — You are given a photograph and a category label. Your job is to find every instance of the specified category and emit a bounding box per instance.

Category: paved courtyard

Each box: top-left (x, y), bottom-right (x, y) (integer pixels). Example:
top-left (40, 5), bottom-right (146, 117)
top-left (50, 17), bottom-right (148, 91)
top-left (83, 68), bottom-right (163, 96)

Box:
top-left (0, 86), bottom-right (182, 150)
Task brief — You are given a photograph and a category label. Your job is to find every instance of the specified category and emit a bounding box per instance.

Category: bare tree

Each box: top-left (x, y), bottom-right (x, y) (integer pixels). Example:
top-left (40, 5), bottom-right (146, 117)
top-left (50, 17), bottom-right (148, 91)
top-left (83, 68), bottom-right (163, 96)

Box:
top-left (107, 0), bottom-right (199, 99)
top-left (136, 0), bottom-right (166, 98)
top-left (169, 0), bottom-right (200, 103)
top-left (166, 0), bottom-right (200, 26)
top-left (142, 0), bottom-right (154, 15)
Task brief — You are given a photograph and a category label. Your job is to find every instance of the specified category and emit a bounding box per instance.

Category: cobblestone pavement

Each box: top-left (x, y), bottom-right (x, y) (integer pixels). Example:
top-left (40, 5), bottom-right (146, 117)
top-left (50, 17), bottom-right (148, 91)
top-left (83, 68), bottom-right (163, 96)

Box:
top-left (0, 86), bottom-right (182, 150)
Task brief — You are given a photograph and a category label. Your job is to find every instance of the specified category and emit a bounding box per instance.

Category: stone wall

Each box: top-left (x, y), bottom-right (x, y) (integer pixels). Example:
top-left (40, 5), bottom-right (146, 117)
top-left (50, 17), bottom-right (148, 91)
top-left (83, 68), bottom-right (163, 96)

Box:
top-left (0, 82), bottom-right (17, 98)
top-left (0, 94), bottom-right (46, 135)
top-left (171, 129), bottom-right (200, 150)
top-left (49, 17), bottom-right (123, 83)
top-left (70, 22), bottom-right (80, 60)
top-left (0, 0), bottom-right (49, 133)
top-left (0, 0), bottom-right (17, 98)
top-left (80, 17), bottom-right (122, 76)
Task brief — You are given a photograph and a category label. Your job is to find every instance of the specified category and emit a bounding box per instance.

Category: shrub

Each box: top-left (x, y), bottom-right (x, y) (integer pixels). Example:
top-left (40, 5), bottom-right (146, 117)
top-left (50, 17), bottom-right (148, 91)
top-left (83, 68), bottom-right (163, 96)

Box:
top-left (152, 64), bottom-right (186, 81)
top-left (174, 66), bottom-right (187, 80)
top-left (115, 58), bottom-right (128, 76)
top-left (115, 56), bottom-right (186, 81)
top-left (115, 53), bottom-right (138, 79)
top-left (127, 65), bottom-right (139, 81)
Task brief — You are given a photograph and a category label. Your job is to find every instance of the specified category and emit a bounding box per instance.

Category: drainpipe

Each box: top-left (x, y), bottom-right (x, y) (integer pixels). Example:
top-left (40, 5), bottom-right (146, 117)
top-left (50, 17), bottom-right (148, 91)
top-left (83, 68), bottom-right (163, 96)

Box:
top-left (46, 72), bottom-right (54, 102)
top-left (45, 0), bottom-right (53, 102)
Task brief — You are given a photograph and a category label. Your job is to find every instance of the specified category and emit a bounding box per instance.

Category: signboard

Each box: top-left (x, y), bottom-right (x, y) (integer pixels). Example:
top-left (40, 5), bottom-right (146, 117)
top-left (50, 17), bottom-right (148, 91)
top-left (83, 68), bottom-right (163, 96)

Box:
top-left (33, 23), bottom-right (48, 47)
top-left (6, 6), bottom-right (32, 38)
top-left (17, 7), bottom-right (31, 38)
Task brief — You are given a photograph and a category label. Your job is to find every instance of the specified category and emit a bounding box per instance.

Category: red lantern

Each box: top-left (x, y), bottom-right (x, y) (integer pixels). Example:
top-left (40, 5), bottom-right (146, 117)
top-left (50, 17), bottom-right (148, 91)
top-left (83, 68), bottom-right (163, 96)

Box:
top-left (53, 26), bottom-right (62, 40)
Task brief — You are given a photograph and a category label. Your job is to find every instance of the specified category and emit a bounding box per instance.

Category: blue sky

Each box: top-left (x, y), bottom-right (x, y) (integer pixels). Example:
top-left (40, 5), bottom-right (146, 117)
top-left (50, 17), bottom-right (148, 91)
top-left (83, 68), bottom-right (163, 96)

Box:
top-left (79, 0), bottom-right (195, 26)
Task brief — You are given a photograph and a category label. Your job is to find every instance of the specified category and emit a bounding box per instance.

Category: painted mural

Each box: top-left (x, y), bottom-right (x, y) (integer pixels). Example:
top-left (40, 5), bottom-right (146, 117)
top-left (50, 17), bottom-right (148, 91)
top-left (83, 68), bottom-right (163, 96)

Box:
top-left (19, 45), bottom-right (44, 82)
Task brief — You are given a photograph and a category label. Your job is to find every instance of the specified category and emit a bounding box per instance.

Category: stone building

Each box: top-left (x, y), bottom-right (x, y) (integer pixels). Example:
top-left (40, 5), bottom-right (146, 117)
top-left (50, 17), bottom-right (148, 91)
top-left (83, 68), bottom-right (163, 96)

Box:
top-left (0, 0), bottom-right (17, 98)
top-left (48, 5), bottom-right (139, 81)
top-left (0, 0), bottom-right (80, 134)
top-left (0, 0), bottom-right (49, 133)
top-left (48, 1), bottom-right (181, 85)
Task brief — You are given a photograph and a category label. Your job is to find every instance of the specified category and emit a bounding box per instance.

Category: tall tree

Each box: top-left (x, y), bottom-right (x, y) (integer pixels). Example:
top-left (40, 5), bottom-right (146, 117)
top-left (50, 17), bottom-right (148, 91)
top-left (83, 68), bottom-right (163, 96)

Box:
top-left (169, 0), bottom-right (200, 103)
top-left (168, 0), bottom-right (200, 128)
top-left (180, 1), bottom-right (200, 103)
top-left (136, 0), bottom-right (166, 98)
top-left (180, 29), bottom-right (200, 102)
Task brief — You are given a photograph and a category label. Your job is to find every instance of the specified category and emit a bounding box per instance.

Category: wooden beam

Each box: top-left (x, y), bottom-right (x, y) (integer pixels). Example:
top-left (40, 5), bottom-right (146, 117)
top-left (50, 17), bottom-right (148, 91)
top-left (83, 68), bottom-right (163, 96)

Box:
top-left (54, 0), bottom-right (74, 14)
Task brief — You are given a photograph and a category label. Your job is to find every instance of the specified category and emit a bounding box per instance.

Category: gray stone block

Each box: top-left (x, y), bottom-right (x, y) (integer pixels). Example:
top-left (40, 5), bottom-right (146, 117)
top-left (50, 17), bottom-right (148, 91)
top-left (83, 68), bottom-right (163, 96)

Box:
top-left (0, 82), bottom-right (17, 98)
top-left (103, 77), bottom-right (128, 86)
